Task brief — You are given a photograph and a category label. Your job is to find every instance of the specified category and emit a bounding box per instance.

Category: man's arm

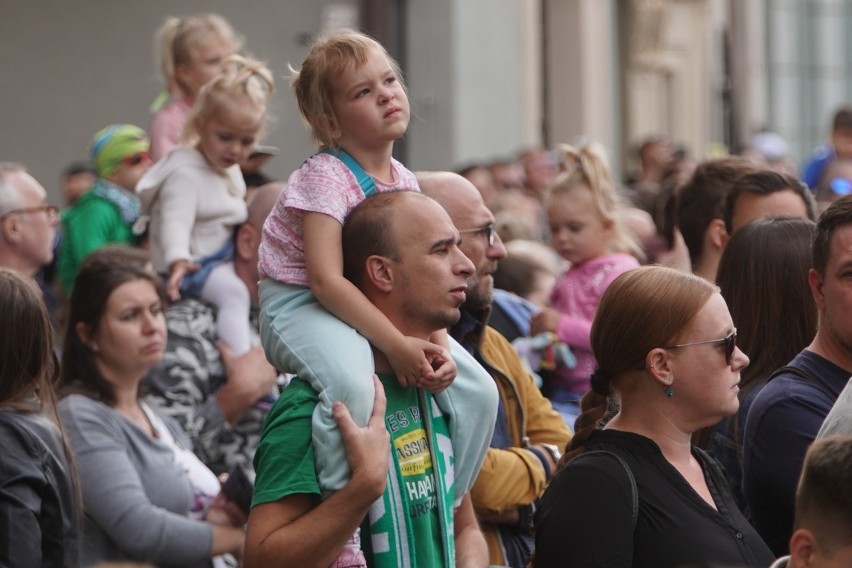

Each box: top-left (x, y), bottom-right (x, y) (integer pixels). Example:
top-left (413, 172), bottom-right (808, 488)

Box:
top-left (244, 377), bottom-right (389, 567)
top-left (453, 492), bottom-right (488, 568)
top-left (471, 329), bottom-right (572, 516)
top-left (215, 342), bottom-right (277, 424)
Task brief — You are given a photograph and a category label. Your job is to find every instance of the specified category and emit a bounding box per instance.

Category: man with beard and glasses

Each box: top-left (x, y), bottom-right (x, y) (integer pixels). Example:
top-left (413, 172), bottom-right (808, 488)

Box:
top-left (420, 171), bottom-right (571, 568)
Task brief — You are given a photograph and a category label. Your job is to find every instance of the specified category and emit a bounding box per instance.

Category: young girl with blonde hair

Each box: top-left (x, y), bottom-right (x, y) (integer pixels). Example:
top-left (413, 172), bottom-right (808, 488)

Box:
top-left (137, 55), bottom-right (274, 357)
top-left (531, 142), bottom-right (642, 429)
top-left (149, 13), bottom-right (242, 161)
top-left (256, 30), bottom-right (496, 566)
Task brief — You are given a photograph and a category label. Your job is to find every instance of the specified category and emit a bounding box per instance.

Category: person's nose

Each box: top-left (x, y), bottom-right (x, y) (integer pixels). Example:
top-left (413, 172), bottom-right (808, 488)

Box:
top-left (456, 250), bottom-right (475, 278)
top-left (141, 310), bottom-right (164, 335)
top-left (732, 346), bottom-right (749, 371)
top-left (378, 84), bottom-right (393, 104)
top-left (488, 230), bottom-right (507, 260)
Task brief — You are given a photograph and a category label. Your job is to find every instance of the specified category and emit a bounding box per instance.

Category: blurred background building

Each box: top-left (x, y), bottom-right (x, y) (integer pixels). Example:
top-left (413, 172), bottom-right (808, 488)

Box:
top-left (2, 0), bottom-right (852, 199)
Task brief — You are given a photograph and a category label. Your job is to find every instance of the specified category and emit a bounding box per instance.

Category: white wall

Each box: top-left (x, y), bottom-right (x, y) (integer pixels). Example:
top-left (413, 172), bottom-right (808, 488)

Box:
top-left (0, 1), bottom-right (344, 201)
top-left (3, 0), bottom-right (549, 199)
top-left (405, 0), bottom-right (540, 170)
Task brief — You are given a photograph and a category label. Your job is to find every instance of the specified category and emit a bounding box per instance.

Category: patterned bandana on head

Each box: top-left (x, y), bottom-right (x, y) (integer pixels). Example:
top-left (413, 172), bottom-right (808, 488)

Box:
top-left (90, 124), bottom-right (150, 179)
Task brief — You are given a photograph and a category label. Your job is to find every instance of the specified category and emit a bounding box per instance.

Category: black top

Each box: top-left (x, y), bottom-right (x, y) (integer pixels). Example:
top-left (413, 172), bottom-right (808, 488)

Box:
top-left (0, 409), bottom-right (79, 567)
top-left (534, 429), bottom-right (774, 568)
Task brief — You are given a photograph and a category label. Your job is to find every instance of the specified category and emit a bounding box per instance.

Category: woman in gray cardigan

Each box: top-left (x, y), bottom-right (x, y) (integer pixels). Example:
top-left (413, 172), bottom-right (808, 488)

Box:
top-left (59, 251), bottom-right (244, 567)
top-left (0, 268), bottom-right (79, 567)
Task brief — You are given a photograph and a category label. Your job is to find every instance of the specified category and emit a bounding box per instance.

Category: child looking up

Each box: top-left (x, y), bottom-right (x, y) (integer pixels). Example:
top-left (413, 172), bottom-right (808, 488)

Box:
top-left (531, 143), bottom-right (642, 429)
top-left (149, 13), bottom-right (241, 161)
top-left (137, 55), bottom-right (274, 357)
top-left (257, 30), bottom-right (496, 566)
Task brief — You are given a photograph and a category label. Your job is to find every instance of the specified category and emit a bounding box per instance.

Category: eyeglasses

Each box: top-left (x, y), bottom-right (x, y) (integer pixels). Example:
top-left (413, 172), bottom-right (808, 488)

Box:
top-left (0, 204), bottom-right (59, 222)
top-left (123, 152), bottom-right (151, 167)
top-left (663, 328), bottom-right (738, 365)
top-left (458, 224), bottom-right (496, 247)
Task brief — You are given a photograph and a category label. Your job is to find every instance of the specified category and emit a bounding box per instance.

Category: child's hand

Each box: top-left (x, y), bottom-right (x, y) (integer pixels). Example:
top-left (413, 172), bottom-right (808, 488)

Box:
top-left (166, 259), bottom-right (200, 302)
top-left (531, 308), bottom-right (562, 335)
top-left (388, 336), bottom-right (438, 388)
top-left (417, 348), bottom-right (456, 394)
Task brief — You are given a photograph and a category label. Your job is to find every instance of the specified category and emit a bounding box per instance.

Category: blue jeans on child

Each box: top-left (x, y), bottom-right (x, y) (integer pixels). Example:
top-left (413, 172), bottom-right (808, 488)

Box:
top-left (549, 387), bottom-right (583, 433)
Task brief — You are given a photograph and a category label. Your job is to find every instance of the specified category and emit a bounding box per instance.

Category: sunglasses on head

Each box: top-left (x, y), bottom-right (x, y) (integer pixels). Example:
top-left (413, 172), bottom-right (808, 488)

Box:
top-left (663, 328), bottom-right (738, 365)
top-left (123, 152), bottom-right (151, 167)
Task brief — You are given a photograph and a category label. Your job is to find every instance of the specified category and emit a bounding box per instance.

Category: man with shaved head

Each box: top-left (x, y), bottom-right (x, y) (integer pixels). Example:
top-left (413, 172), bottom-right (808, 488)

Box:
top-left (419, 171), bottom-right (571, 568)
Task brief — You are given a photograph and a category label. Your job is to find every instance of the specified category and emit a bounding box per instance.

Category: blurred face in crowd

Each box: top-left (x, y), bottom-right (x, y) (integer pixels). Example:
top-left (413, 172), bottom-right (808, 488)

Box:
top-left (81, 278), bottom-right (167, 385)
top-left (729, 189), bottom-right (809, 234)
top-left (548, 185), bottom-right (611, 266)
top-left (0, 171), bottom-right (58, 273)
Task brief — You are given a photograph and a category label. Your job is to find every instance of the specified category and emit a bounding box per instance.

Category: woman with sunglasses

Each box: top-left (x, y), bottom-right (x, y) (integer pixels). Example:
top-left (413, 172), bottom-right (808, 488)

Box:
top-left (532, 265), bottom-right (774, 568)
top-left (57, 124), bottom-right (153, 295)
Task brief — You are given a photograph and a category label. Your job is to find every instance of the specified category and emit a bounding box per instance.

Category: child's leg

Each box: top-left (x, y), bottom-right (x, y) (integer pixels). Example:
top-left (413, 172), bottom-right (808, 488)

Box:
top-left (434, 336), bottom-right (499, 504)
top-left (258, 279), bottom-right (375, 494)
top-left (200, 261), bottom-right (252, 356)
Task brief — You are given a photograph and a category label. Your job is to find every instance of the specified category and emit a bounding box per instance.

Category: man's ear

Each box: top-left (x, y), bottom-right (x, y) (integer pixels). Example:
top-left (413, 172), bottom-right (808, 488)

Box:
top-left (645, 348), bottom-right (674, 388)
top-left (0, 216), bottom-right (22, 244)
top-left (365, 255), bottom-right (394, 292)
top-left (789, 528), bottom-right (818, 567)
top-left (708, 218), bottom-right (728, 251)
top-left (809, 268), bottom-right (826, 311)
top-left (235, 224), bottom-right (258, 261)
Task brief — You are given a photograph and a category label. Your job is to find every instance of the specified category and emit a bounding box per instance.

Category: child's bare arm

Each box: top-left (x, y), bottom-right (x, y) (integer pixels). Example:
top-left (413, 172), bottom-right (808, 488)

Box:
top-left (166, 259), bottom-right (199, 301)
top-left (304, 212), bottom-right (434, 385)
top-left (416, 328), bottom-right (456, 393)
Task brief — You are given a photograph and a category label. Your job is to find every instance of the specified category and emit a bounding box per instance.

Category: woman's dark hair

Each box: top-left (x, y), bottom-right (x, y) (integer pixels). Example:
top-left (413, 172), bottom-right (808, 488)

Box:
top-left (562, 266), bottom-right (716, 464)
top-left (719, 216), bottom-right (816, 391)
top-left (693, 216), bottom-right (817, 449)
top-left (61, 247), bottom-right (164, 405)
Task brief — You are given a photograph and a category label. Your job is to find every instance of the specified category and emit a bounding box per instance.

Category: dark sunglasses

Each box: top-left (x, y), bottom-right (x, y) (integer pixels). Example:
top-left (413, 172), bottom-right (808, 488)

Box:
top-left (458, 224), bottom-right (496, 247)
top-left (123, 152), bottom-right (151, 167)
top-left (663, 328), bottom-right (737, 365)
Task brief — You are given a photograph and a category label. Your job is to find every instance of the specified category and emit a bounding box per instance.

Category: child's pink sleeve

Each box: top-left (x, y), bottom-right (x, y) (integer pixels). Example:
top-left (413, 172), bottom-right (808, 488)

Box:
top-left (555, 315), bottom-right (593, 350)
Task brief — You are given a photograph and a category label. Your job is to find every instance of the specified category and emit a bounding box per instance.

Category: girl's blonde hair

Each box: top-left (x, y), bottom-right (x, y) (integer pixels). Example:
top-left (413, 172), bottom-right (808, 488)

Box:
top-left (547, 142), bottom-right (645, 261)
top-left (290, 29), bottom-right (406, 149)
top-left (154, 13), bottom-right (242, 96)
top-left (181, 54), bottom-right (275, 146)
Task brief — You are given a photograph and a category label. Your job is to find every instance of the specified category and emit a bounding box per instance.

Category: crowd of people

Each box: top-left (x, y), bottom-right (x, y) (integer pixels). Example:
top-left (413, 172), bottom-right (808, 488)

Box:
top-left (4, 10), bottom-right (852, 568)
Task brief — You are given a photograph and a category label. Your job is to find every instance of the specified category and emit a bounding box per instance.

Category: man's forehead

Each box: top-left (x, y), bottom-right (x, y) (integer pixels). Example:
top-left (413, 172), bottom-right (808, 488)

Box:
top-left (394, 199), bottom-right (455, 245)
top-left (11, 171), bottom-right (47, 202)
top-left (828, 224), bottom-right (852, 266)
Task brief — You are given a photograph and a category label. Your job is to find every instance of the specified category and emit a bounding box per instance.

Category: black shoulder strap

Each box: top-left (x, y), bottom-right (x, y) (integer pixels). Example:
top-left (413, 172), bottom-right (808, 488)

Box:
top-left (573, 450), bottom-right (638, 530)
top-left (768, 364), bottom-right (835, 399)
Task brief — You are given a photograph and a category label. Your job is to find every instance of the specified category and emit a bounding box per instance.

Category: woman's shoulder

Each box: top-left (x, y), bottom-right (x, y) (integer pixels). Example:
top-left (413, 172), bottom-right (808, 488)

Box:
top-left (0, 409), bottom-right (60, 455)
top-left (59, 394), bottom-right (120, 430)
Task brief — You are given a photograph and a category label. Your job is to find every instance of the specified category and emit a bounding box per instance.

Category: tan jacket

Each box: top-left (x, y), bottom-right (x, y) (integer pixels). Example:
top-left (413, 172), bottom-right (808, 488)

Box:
top-left (467, 324), bottom-right (572, 566)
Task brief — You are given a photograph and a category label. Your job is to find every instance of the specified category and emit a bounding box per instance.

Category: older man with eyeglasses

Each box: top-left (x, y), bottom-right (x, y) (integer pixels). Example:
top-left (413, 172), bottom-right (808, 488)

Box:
top-left (57, 124), bottom-right (152, 294)
top-left (0, 163), bottom-right (59, 279)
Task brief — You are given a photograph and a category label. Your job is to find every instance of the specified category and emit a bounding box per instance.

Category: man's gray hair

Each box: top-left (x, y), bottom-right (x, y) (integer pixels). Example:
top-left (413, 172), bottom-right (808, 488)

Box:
top-left (0, 163), bottom-right (27, 218)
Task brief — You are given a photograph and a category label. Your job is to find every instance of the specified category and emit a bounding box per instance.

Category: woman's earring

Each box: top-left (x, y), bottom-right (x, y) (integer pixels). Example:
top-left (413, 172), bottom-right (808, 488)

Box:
top-left (91, 343), bottom-right (99, 353)
top-left (664, 384), bottom-right (674, 398)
